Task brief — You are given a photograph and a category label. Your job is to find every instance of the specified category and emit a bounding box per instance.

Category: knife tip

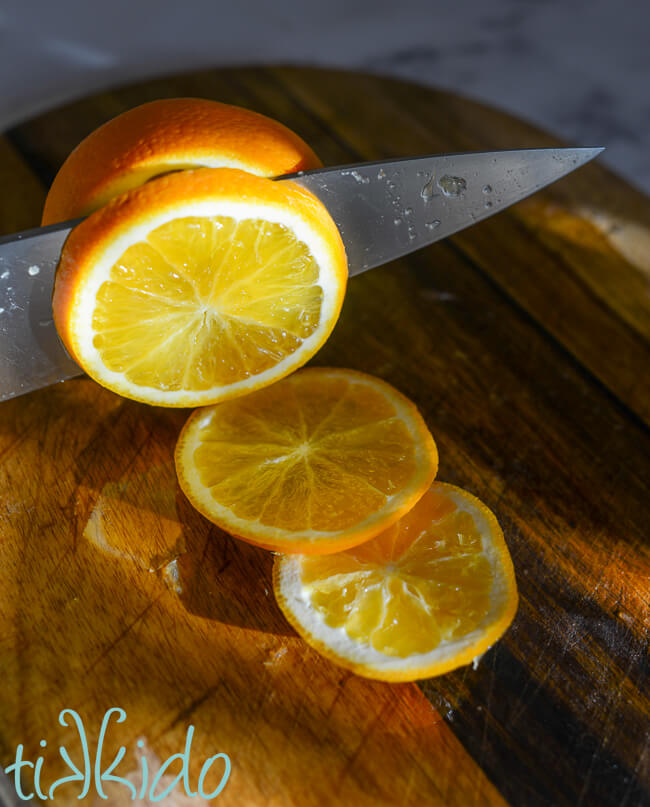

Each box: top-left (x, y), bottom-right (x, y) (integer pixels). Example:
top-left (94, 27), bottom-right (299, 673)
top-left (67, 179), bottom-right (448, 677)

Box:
top-left (581, 146), bottom-right (605, 158)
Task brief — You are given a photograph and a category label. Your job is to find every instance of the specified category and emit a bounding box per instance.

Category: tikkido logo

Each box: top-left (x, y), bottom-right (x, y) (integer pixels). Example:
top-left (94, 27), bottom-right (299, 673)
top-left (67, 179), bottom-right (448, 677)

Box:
top-left (4, 708), bottom-right (231, 802)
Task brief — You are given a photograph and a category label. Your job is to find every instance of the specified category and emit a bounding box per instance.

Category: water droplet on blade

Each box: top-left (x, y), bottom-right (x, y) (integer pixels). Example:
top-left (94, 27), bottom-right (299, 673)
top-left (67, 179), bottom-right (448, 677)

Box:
top-left (421, 176), bottom-right (435, 201)
top-left (438, 175), bottom-right (467, 197)
top-left (28, 265), bottom-right (40, 276)
top-left (482, 184), bottom-right (493, 194)
top-left (425, 220), bottom-right (441, 231)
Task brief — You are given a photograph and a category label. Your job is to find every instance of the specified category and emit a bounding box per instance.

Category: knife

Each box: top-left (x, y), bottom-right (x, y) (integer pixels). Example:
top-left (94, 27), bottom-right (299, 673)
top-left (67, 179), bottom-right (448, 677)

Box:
top-left (0, 147), bottom-right (602, 401)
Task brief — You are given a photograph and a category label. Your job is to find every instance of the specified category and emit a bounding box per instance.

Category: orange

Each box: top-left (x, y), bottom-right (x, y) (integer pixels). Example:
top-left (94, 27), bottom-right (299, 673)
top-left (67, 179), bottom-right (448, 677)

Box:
top-left (175, 368), bottom-right (438, 554)
top-left (273, 482), bottom-right (518, 681)
top-left (52, 168), bottom-right (347, 406)
top-left (42, 98), bottom-right (321, 224)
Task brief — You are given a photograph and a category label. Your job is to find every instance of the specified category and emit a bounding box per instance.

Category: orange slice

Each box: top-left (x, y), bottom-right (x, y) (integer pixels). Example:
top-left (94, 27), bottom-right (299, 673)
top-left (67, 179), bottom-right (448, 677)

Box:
top-left (273, 482), bottom-right (518, 681)
top-left (175, 368), bottom-right (438, 554)
top-left (42, 98), bottom-right (321, 224)
top-left (52, 168), bottom-right (347, 406)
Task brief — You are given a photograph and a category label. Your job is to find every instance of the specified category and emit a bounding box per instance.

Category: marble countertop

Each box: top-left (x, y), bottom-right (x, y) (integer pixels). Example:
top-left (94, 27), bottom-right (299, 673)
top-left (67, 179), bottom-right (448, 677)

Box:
top-left (1, 0), bottom-right (648, 195)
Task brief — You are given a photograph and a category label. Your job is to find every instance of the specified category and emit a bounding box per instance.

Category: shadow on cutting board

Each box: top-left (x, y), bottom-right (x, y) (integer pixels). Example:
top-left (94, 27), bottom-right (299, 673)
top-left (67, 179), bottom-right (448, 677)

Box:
top-left (172, 490), bottom-right (292, 638)
top-left (62, 392), bottom-right (292, 637)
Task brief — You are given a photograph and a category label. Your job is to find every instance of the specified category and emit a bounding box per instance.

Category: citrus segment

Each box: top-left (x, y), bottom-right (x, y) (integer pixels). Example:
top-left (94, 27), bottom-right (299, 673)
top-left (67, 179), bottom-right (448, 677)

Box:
top-left (175, 368), bottom-right (438, 553)
top-left (42, 98), bottom-right (322, 224)
top-left (52, 168), bottom-right (347, 406)
top-left (273, 482), bottom-right (518, 680)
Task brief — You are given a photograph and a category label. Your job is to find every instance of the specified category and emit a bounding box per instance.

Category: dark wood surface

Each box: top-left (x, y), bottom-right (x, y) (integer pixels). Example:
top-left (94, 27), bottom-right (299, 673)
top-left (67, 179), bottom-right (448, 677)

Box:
top-left (0, 67), bottom-right (648, 806)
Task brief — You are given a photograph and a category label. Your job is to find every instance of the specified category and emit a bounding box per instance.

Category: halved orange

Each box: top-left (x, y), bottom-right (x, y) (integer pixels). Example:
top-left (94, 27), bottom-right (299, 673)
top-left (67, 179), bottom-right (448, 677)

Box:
top-left (52, 168), bottom-right (347, 406)
top-left (42, 98), bottom-right (321, 224)
top-left (274, 482), bottom-right (518, 681)
top-left (175, 368), bottom-right (438, 554)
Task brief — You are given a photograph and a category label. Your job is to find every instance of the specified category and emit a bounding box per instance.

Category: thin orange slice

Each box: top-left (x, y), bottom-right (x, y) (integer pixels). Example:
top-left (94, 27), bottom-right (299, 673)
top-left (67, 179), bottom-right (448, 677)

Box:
top-left (52, 168), bottom-right (347, 407)
top-left (175, 368), bottom-right (438, 554)
top-left (42, 98), bottom-right (321, 224)
top-left (273, 482), bottom-right (518, 681)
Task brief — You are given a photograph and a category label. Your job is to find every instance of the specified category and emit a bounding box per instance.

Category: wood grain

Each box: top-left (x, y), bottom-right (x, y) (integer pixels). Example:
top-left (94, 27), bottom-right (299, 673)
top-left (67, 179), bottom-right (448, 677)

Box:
top-left (267, 67), bottom-right (650, 425)
top-left (1, 67), bottom-right (649, 806)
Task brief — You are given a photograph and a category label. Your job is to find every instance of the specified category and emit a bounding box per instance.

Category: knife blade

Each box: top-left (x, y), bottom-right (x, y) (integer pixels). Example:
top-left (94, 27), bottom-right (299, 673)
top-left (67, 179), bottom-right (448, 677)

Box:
top-left (0, 147), bottom-right (602, 401)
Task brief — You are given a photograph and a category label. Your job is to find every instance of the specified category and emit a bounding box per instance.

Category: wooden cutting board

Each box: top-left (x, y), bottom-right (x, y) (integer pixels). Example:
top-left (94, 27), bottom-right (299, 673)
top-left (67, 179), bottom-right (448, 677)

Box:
top-left (0, 67), bottom-right (648, 807)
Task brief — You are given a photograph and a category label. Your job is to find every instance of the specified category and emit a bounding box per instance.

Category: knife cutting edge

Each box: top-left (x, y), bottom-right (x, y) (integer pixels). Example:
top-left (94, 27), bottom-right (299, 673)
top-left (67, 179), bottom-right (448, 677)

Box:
top-left (0, 147), bottom-right (603, 401)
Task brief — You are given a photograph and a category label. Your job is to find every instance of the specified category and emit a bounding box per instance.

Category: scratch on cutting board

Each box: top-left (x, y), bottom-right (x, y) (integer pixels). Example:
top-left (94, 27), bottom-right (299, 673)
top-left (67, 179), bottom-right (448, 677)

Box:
top-left (419, 289), bottom-right (459, 303)
top-left (401, 765), bottom-right (416, 805)
top-left (167, 685), bottom-right (222, 733)
top-left (620, 739), bottom-right (649, 807)
top-left (508, 617), bottom-right (590, 728)
top-left (475, 648), bottom-right (498, 807)
top-left (333, 699), bottom-right (396, 794)
top-left (575, 641), bottom-right (643, 807)
top-left (84, 595), bottom-right (162, 676)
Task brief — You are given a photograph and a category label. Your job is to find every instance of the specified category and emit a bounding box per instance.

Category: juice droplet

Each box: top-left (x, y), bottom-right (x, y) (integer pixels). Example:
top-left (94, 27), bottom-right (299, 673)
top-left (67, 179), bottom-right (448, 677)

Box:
top-left (438, 175), bottom-right (467, 197)
top-left (28, 265), bottom-right (40, 276)
top-left (162, 558), bottom-right (183, 595)
top-left (482, 184), bottom-right (493, 194)
top-left (393, 218), bottom-right (402, 226)
top-left (377, 168), bottom-right (386, 180)
top-left (426, 220), bottom-right (441, 231)
top-left (404, 207), bottom-right (413, 216)
top-left (484, 200), bottom-right (493, 209)
top-left (1, 271), bottom-right (9, 280)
